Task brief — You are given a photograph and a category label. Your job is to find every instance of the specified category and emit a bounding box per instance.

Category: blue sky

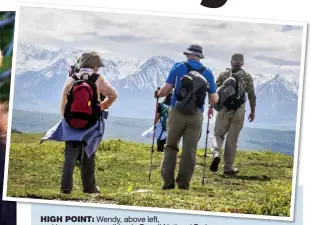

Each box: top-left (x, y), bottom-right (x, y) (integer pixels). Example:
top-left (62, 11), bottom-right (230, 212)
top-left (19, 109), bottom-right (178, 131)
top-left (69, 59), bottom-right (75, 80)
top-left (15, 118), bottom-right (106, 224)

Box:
top-left (17, 6), bottom-right (305, 79)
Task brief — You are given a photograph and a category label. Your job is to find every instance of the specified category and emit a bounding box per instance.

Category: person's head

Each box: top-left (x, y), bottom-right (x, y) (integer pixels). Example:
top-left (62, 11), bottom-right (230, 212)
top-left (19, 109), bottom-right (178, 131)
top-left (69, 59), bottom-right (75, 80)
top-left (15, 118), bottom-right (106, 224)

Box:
top-left (230, 53), bottom-right (244, 69)
top-left (78, 51), bottom-right (105, 73)
top-left (183, 44), bottom-right (204, 61)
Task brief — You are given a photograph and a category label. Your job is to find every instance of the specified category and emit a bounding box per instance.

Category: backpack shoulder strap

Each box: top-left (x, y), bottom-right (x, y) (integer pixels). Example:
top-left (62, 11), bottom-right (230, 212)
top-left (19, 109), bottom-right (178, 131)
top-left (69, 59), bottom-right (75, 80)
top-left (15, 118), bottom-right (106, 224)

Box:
top-left (225, 68), bottom-right (232, 77)
top-left (184, 61), bottom-right (192, 72)
top-left (198, 66), bottom-right (206, 74)
top-left (236, 69), bottom-right (247, 97)
top-left (230, 69), bottom-right (242, 94)
top-left (236, 69), bottom-right (247, 78)
top-left (89, 73), bottom-right (100, 83)
top-left (72, 74), bottom-right (79, 81)
top-left (89, 73), bottom-right (107, 102)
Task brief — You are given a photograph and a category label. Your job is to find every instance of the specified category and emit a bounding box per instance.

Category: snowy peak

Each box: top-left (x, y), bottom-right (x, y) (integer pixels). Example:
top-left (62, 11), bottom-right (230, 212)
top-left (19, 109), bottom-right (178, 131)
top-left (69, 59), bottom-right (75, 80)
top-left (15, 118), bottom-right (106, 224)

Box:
top-left (144, 56), bottom-right (175, 65)
top-left (101, 58), bottom-right (143, 80)
top-left (40, 58), bottom-right (72, 79)
top-left (16, 43), bottom-right (73, 75)
top-left (268, 74), bottom-right (282, 82)
top-left (252, 73), bottom-right (269, 87)
top-left (15, 44), bottom-right (299, 95)
top-left (119, 56), bottom-right (175, 90)
top-left (15, 44), bottom-right (176, 86)
top-left (138, 56), bottom-right (175, 74)
top-left (99, 56), bottom-right (174, 84)
top-left (266, 74), bottom-right (297, 94)
top-left (18, 43), bottom-right (66, 62)
top-left (256, 74), bottom-right (298, 102)
top-left (26, 50), bottom-right (84, 79)
top-left (13, 44), bottom-right (301, 126)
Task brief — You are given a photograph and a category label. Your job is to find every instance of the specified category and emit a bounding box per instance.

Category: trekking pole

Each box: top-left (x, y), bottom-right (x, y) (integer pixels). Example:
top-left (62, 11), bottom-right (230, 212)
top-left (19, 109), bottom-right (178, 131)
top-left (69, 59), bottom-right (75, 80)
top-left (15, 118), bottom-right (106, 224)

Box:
top-left (148, 87), bottom-right (160, 182)
top-left (202, 105), bottom-right (211, 186)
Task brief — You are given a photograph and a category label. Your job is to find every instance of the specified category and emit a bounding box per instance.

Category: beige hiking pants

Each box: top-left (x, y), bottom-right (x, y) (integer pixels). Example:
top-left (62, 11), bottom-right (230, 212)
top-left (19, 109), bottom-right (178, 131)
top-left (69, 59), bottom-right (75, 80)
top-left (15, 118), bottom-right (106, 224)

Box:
top-left (160, 107), bottom-right (203, 188)
top-left (211, 104), bottom-right (245, 172)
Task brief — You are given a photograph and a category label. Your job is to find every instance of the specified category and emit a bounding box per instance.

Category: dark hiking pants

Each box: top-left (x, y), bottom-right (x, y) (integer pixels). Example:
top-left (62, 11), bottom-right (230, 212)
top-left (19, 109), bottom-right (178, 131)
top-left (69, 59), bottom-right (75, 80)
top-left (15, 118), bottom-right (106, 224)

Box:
top-left (157, 139), bottom-right (166, 152)
top-left (61, 141), bottom-right (96, 193)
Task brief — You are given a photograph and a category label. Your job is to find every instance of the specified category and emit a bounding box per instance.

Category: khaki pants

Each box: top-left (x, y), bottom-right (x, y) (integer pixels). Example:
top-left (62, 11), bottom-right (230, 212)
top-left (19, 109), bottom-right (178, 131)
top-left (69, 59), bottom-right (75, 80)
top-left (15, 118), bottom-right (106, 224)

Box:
top-left (211, 104), bottom-right (245, 172)
top-left (161, 107), bottom-right (203, 188)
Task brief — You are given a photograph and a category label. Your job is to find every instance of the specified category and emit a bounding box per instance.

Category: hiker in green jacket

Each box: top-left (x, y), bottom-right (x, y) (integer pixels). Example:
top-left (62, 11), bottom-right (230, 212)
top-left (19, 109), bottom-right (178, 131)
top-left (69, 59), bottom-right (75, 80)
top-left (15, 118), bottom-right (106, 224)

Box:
top-left (210, 53), bottom-right (256, 175)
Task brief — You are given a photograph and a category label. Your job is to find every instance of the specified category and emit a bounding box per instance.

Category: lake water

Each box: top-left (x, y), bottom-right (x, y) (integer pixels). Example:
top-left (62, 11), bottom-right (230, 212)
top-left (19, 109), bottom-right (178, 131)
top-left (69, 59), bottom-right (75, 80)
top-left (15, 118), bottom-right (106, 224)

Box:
top-left (11, 109), bottom-right (296, 156)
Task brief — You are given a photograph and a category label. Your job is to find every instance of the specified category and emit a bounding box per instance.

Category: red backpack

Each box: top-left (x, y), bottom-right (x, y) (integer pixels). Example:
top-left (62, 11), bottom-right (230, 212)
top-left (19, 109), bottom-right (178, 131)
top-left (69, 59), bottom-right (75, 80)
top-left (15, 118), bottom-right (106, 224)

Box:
top-left (64, 73), bottom-right (101, 130)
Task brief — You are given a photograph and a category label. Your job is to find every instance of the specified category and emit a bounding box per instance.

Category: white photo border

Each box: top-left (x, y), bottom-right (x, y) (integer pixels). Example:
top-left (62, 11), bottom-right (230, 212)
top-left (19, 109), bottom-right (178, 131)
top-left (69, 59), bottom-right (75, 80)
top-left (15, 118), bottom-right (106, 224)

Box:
top-left (3, 2), bottom-right (308, 222)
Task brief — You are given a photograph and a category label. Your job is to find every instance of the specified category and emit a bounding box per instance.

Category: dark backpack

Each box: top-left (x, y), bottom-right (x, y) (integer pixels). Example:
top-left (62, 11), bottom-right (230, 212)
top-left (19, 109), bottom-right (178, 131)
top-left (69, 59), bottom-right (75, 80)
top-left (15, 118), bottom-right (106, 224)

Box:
top-left (64, 73), bottom-right (101, 130)
top-left (155, 102), bottom-right (169, 141)
top-left (158, 102), bottom-right (169, 132)
top-left (68, 65), bottom-right (106, 102)
top-left (223, 68), bottom-right (246, 110)
top-left (175, 62), bottom-right (209, 115)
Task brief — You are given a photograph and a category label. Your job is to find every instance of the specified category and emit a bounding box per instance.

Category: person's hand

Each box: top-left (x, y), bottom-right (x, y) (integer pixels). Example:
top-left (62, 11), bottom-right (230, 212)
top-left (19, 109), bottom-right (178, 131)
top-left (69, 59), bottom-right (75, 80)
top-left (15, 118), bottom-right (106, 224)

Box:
top-left (208, 106), bottom-right (214, 119)
top-left (100, 101), bottom-right (109, 110)
top-left (154, 87), bottom-right (160, 99)
top-left (154, 90), bottom-right (159, 99)
top-left (248, 112), bottom-right (255, 122)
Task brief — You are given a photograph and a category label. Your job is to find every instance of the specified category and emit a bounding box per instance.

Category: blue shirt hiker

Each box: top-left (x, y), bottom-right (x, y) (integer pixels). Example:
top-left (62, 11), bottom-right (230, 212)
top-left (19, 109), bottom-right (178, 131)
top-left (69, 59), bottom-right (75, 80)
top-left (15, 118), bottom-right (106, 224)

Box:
top-left (166, 59), bottom-right (216, 112)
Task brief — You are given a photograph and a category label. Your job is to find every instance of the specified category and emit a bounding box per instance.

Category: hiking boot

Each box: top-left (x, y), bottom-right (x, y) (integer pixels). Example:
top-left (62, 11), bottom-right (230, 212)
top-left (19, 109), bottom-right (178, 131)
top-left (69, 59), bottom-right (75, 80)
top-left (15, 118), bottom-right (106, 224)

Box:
top-left (161, 183), bottom-right (175, 190)
top-left (83, 186), bottom-right (101, 194)
top-left (224, 168), bottom-right (239, 175)
top-left (60, 188), bottom-right (71, 194)
top-left (210, 156), bottom-right (220, 172)
top-left (178, 184), bottom-right (190, 190)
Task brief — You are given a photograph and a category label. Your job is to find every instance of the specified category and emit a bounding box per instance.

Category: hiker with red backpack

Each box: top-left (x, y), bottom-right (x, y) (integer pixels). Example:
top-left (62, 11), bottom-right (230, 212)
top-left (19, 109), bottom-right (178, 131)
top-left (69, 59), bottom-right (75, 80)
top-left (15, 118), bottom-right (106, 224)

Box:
top-left (40, 52), bottom-right (118, 194)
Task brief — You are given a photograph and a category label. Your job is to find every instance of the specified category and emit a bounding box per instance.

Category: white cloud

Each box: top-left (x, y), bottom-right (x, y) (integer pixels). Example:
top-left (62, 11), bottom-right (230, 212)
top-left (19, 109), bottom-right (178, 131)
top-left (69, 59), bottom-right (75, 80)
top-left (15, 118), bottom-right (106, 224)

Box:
top-left (17, 6), bottom-right (305, 79)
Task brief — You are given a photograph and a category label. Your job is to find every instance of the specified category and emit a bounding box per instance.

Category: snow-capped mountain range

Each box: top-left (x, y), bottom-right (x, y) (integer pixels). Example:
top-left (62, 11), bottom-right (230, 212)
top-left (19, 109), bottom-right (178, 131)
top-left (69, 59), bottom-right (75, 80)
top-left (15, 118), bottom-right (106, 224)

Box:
top-left (13, 44), bottom-right (300, 129)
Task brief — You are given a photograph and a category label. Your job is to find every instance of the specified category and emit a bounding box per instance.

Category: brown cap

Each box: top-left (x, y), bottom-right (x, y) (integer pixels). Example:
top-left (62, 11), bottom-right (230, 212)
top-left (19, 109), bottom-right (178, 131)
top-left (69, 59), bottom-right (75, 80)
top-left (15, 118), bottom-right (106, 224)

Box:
top-left (78, 52), bottom-right (105, 69)
top-left (231, 53), bottom-right (244, 61)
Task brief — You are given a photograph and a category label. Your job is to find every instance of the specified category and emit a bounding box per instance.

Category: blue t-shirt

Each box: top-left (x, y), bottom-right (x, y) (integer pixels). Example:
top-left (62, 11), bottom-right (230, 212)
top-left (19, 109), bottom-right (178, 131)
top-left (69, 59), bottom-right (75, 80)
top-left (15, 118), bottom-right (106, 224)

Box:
top-left (166, 59), bottom-right (216, 112)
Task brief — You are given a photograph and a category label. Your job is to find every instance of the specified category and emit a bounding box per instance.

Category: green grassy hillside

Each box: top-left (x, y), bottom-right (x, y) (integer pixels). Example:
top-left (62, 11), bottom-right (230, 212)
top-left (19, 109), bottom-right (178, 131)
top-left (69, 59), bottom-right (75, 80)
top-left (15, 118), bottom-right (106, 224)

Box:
top-left (7, 133), bottom-right (293, 217)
